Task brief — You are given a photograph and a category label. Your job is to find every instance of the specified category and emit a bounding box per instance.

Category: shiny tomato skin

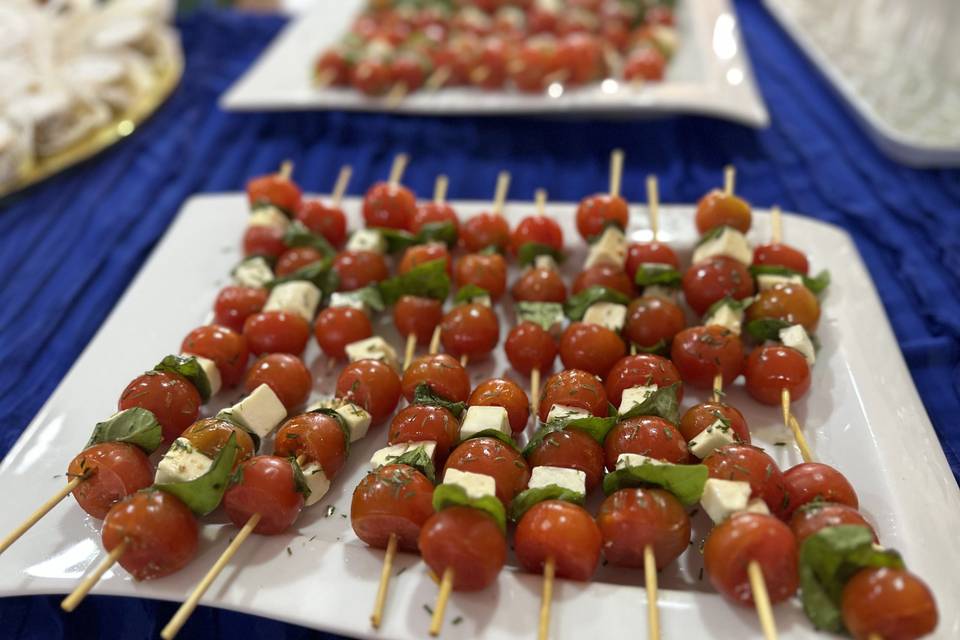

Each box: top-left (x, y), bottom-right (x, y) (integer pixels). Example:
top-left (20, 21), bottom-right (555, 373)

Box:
top-left (789, 502), bottom-right (877, 545)
top-left (703, 513), bottom-right (798, 605)
top-left (223, 456), bottom-right (304, 535)
top-left (573, 263), bottom-right (635, 297)
top-left (505, 321), bottom-right (558, 376)
top-left (695, 190), bottom-right (752, 234)
top-left (101, 490), bottom-right (198, 580)
top-left (461, 212), bottom-right (510, 253)
top-left (335, 359), bottom-right (402, 426)
top-left (753, 243), bottom-right (809, 275)
top-left (419, 506), bottom-right (506, 591)
top-left (242, 225), bottom-right (287, 259)
top-left (746, 283), bottom-right (821, 332)
top-left (604, 416), bottom-right (691, 469)
top-left (510, 216), bottom-right (564, 254)
top-left (402, 353), bottom-right (471, 403)
top-left (559, 322), bottom-right (626, 379)
top-left (682, 256), bottom-right (755, 315)
top-left (388, 405), bottom-right (461, 464)
top-left (623, 296), bottom-right (686, 350)
top-left (678, 402), bottom-right (750, 444)
top-left (514, 501), bottom-right (601, 581)
top-left (411, 202), bottom-right (460, 236)
top-left (334, 250), bottom-right (390, 291)
top-left (604, 354), bottom-right (683, 406)
top-left (538, 369), bottom-right (609, 422)
top-left (782, 462), bottom-right (858, 520)
top-left (118, 371), bottom-right (201, 444)
top-left (275, 246), bottom-right (324, 277)
top-left (394, 296), bottom-right (443, 344)
top-left (841, 568), bottom-right (938, 640)
top-left (274, 412), bottom-right (348, 479)
top-left (296, 199), bottom-right (347, 246)
top-left (469, 378), bottom-right (530, 433)
top-left (596, 488), bottom-right (690, 569)
top-left (363, 182), bottom-right (416, 230)
top-left (243, 311), bottom-right (311, 356)
top-left (511, 266), bottom-right (567, 303)
top-left (68, 443), bottom-right (153, 519)
top-left (243, 353), bottom-right (312, 411)
top-left (670, 325), bottom-right (745, 389)
top-left (626, 242), bottom-right (680, 278)
top-left (445, 437), bottom-right (530, 505)
top-left (247, 174), bottom-right (302, 212)
top-left (527, 429), bottom-right (606, 493)
top-left (313, 306), bottom-right (373, 359)
top-left (704, 444), bottom-right (789, 518)
top-left (744, 345), bottom-right (811, 406)
top-left (213, 286), bottom-right (268, 333)
top-left (623, 46), bottom-right (666, 81)
top-left (399, 243), bottom-right (452, 276)
top-left (181, 325), bottom-right (249, 387)
top-left (576, 194), bottom-right (628, 241)
top-left (181, 418), bottom-right (255, 467)
top-left (454, 253), bottom-right (507, 301)
top-left (440, 303), bottom-right (500, 360)
top-left (351, 464), bottom-right (435, 552)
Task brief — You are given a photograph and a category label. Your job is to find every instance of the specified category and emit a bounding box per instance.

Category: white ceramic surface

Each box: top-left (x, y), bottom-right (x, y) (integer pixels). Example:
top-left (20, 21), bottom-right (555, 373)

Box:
top-left (221, 0), bottom-right (769, 127)
top-left (0, 194), bottom-right (958, 639)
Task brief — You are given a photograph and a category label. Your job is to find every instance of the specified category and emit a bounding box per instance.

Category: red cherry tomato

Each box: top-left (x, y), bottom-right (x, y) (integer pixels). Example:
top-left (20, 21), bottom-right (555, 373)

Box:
top-left (274, 412), bottom-right (348, 480)
top-left (243, 353), bottom-right (311, 411)
top-left (336, 360), bottom-right (402, 425)
top-left (454, 253), bottom-right (507, 301)
top-left (181, 324), bottom-right (249, 388)
top-left (573, 263), bottom-right (635, 297)
top-left (315, 49), bottom-right (351, 86)
top-left (604, 416), bottom-right (691, 469)
top-left (399, 243), bottom-right (452, 276)
top-left (296, 199), bottom-right (347, 247)
top-left (604, 354), bottom-right (683, 406)
top-left (313, 306), bottom-right (373, 359)
top-left (753, 243), bottom-right (809, 275)
top-left (510, 216), bottom-right (564, 255)
top-left (213, 286), bottom-right (268, 333)
top-left (394, 296), bottom-right (443, 344)
top-left (411, 202), bottom-right (460, 236)
top-left (789, 502), bottom-right (877, 545)
top-left (841, 568), bottom-right (938, 640)
top-left (704, 444), bottom-right (789, 518)
top-left (101, 490), bottom-right (198, 580)
top-left (678, 402), bottom-right (750, 444)
top-left (526, 429), bottom-right (606, 493)
top-left (670, 325), bottom-right (745, 389)
top-left (362, 182), bottom-right (416, 230)
top-left (623, 296), bottom-right (686, 351)
top-left (388, 405), bottom-right (461, 464)
top-left (402, 353), bottom-right (471, 403)
top-left (390, 53), bottom-right (427, 91)
top-left (275, 247), bottom-right (324, 277)
top-left (575, 194), bottom-right (628, 241)
top-left (511, 267), bottom-right (567, 303)
top-left (247, 173), bottom-right (302, 213)
top-left (556, 33), bottom-right (604, 85)
top-left (623, 45), bottom-right (666, 81)
top-left (514, 501), bottom-right (601, 580)
top-left (469, 378), bottom-right (530, 433)
top-left (782, 462), bottom-right (858, 520)
top-left (626, 241), bottom-right (680, 277)
top-left (243, 311), bottom-right (311, 356)
top-left (596, 488), bottom-right (690, 569)
top-left (511, 37), bottom-right (561, 92)
top-left (118, 371), bottom-right (200, 444)
top-left (445, 437), bottom-right (530, 505)
top-left (351, 464), bottom-right (435, 552)
top-left (559, 322), bottom-right (626, 378)
top-left (682, 256), bottom-right (755, 316)
top-left (181, 418), bottom-right (255, 468)
top-left (538, 369), bottom-right (608, 422)
top-left (746, 283), bottom-right (821, 332)
top-left (419, 506), bottom-right (506, 591)
top-left (223, 456), bottom-right (304, 535)
top-left (68, 443), bottom-right (153, 519)
top-left (505, 321), bottom-right (558, 376)
top-left (695, 190), bottom-right (752, 234)
top-left (645, 6), bottom-right (675, 26)
top-left (352, 58), bottom-right (393, 96)
top-left (243, 225), bottom-right (287, 259)
top-left (744, 345), bottom-right (811, 406)
top-left (460, 212), bottom-right (510, 252)
top-left (440, 303), bottom-right (500, 360)
top-left (334, 250), bottom-right (390, 291)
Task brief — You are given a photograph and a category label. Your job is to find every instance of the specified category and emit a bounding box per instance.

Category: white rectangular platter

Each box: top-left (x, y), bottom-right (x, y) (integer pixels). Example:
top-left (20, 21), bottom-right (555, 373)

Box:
top-left (221, 0), bottom-right (769, 127)
top-left (1, 194), bottom-right (958, 639)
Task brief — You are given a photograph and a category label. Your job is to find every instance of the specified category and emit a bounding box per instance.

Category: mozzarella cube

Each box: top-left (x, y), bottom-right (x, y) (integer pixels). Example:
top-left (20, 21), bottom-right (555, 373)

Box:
top-left (545, 404), bottom-right (590, 426)
top-left (534, 254), bottom-right (558, 271)
top-left (300, 463), bottom-right (331, 507)
top-left (779, 324), bottom-right (816, 365)
top-left (516, 302), bottom-right (564, 338)
top-left (346, 229), bottom-right (386, 254)
top-left (155, 438), bottom-right (213, 484)
top-left (585, 226), bottom-right (627, 269)
top-left (309, 398), bottom-right (373, 442)
top-left (692, 227), bottom-right (752, 265)
top-left (643, 284), bottom-right (678, 301)
top-left (345, 336), bottom-right (399, 371)
top-left (370, 441), bottom-right (437, 469)
top-left (616, 452), bottom-right (665, 470)
top-left (704, 303), bottom-right (744, 335)
top-left (460, 405), bottom-right (510, 441)
top-left (329, 291), bottom-right (368, 313)
top-left (757, 273), bottom-right (804, 291)
top-left (248, 205), bottom-right (290, 230)
top-left (182, 353), bottom-right (221, 397)
top-left (528, 466), bottom-right (586, 496)
top-left (688, 420), bottom-right (738, 459)
top-left (221, 383), bottom-right (287, 439)
top-left (700, 478), bottom-right (752, 523)
top-left (232, 256), bottom-right (273, 289)
top-left (264, 281), bottom-right (321, 323)
top-left (442, 467), bottom-right (497, 500)
top-left (744, 498), bottom-right (770, 516)
top-left (618, 385), bottom-right (658, 415)
top-left (582, 302), bottom-right (627, 332)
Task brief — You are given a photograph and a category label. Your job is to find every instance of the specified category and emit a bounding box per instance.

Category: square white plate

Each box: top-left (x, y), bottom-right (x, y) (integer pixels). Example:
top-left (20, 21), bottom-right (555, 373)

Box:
top-left (1, 195), bottom-right (957, 639)
top-left (221, 0), bottom-right (769, 127)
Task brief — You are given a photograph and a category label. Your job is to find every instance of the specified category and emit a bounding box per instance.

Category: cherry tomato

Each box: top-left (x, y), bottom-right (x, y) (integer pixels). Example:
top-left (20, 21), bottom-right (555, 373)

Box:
top-left (68, 443), bottom-right (153, 519)
top-left (511, 37), bottom-right (560, 92)
top-left (399, 243), bottom-right (451, 276)
top-left (789, 502), bottom-right (877, 545)
top-left (388, 405), bottom-right (461, 464)
top-left (576, 194), bottom-right (628, 241)
top-left (472, 36), bottom-right (511, 88)
top-left (538, 369), bottom-right (608, 422)
top-left (704, 444), bottom-right (789, 518)
top-left (419, 506), bottom-right (506, 591)
top-left (559, 322), bottom-right (626, 378)
top-left (510, 216), bottom-right (563, 255)
top-left (334, 250), bottom-right (390, 291)
top-left (505, 321), bottom-right (557, 376)
top-left (841, 568), bottom-right (938, 640)
top-left (243, 311), bottom-right (311, 356)
top-left (181, 324), bottom-right (249, 388)
top-left (514, 501), bottom-right (601, 580)
top-left (782, 462), bottom-right (858, 520)
top-left (604, 416), bottom-right (690, 469)
top-left (511, 267), bottom-right (567, 303)
top-left (315, 49), bottom-right (351, 85)
top-left (445, 437), bottom-right (530, 505)
top-left (223, 456), bottom-right (304, 535)
top-left (243, 353), bottom-right (312, 411)
top-left (753, 243), bottom-right (809, 275)
top-left (670, 325), bottom-right (745, 388)
top-left (297, 199), bottom-right (347, 247)
top-left (682, 256), bottom-right (755, 316)
top-left (626, 241), bottom-right (680, 277)
top-left (645, 6), bottom-right (675, 26)
top-left (352, 58), bottom-right (393, 96)
top-left (573, 263), bottom-right (635, 297)
top-left (181, 418), bottom-right (255, 467)
top-left (526, 429), bottom-right (606, 492)
top-left (469, 378), bottom-right (530, 433)
top-left (362, 181), bottom-right (416, 230)
top-left (390, 53), bottom-right (427, 91)
top-left (243, 225), bottom-right (287, 259)
top-left (746, 283), bottom-right (821, 332)
top-left (678, 402), bottom-right (750, 444)
top-left (402, 353), bottom-right (471, 403)
top-left (604, 354), bottom-right (683, 406)
top-left (703, 512), bottom-right (798, 605)
top-left (336, 359), bottom-right (402, 425)
top-left (275, 247), bottom-right (324, 277)
top-left (274, 412), bottom-right (348, 479)
top-left (411, 201), bottom-right (460, 237)
top-left (213, 286), bottom-right (268, 334)
top-left (596, 488), bottom-right (690, 569)
top-left (247, 172), bottom-right (302, 213)
top-left (623, 45), bottom-right (666, 81)
top-left (394, 296), bottom-right (443, 344)
top-left (313, 306), bottom-right (373, 359)
top-left (695, 190), bottom-right (752, 234)
top-left (624, 296), bottom-right (685, 350)
top-left (440, 303), bottom-right (499, 360)
top-left (556, 33), bottom-right (604, 85)
top-left (101, 490), bottom-right (198, 580)
top-left (118, 371), bottom-right (201, 444)
top-left (744, 345), bottom-right (811, 406)
top-left (454, 253), bottom-right (507, 301)
top-left (351, 464), bottom-right (435, 552)
top-left (460, 212), bottom-right (510, 252)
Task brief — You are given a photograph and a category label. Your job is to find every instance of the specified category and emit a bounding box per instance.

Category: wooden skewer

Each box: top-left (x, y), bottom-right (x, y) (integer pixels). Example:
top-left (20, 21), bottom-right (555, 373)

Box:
top-left (388, 154), bottom-right (409, 187)
top-left (609, 149), bottom-right (624, 198)
top-left (61, 538), bottom-right (129, 612)
top-left (644, 545), bottom-right (661, 640)
top-left (459, 354), bottom-right (469, 368)
top-left (331, 165), bottom-right (352, 206)
top-left (747, 560), bottom-right (779, 640)
top-left (433, 175), bottom-right (449, 205)
top-left (781, 389), bottom-right (813, 463)
top-left (723, 165), bottom-right (735, 196)
top-left (538, 556), bottom-right (556, 640)
top-left (0, 476), bottom-right (83, 555)
top-left (403, 333), bottom-right (417, 371)
top-left (160, 513), bottom-right (262, 639)
top-left (492, 171), bottom-right (511, 216)
top-left (867, 634), bottom-right (883, 640)
top-left (425, 67), bottom-right (451, 91)
top-left (770, 205), bottom-right (782, 244)
top-left (279, 160), bottom-right (293, 180)
top-left (385, 82), bottom-right (408, 108)
top-left (370, 532), bottom-right (398, 629)
top-left (712, 373), bottom-right (723, 403)
top-left (428, 326), bottom-right (441, 356)
top-left (530, 368), bottom-right (541, 416)
top-left (534, 188), bottom-right (547, 216)
top-left (429, 567), bottom-right (454, 636)
top-left (314, 68), bottom-right (336, 88)
top-left (646, 174), bottom-right (660, 242)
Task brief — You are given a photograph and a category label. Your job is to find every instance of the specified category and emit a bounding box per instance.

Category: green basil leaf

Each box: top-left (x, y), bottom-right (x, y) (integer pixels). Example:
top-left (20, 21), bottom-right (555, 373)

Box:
top-left (516, 301), bottom-right (563, 333)
top-left (632, 339), bottom-right (669, 356)
top-left (388, 446), bottom-right (437, 483)
top-left (618, 383), bottom-right (681, 424)
top-left (86, 408), bottom-right (163, 454)
top-left (804, 270), bottom-right (831, 295)
top-left (522, 424), bottom-right (565, 458)
top-left (283, 220), bottom-right (335, 258)
top-left (564, 285), bottom-right (630, 321)
top-left (378, 259), bottom-right (450, 306)
top-left (462, 429), bottom-right (520, 451)
top-left (417, 221), bottom-right (457, 247)
top-left (375, 228), bottom-right (418, 253)
top-left (601, 460), bottom-right (708, 506)
top-left (799, 525), bottom-right (905, 632)
top-left (745, 318), bottom-right (792, 342)
top-left (559, 416), bottom-right (617, 445)
top-left (268, 258), bottom-right (337, 296)
top-left (748, 264), bottom-right (800, 279)
top-left (153, 354), bottom-right (212, 403)
top-left (508, 485), bottom-right (585, 522)
top-left (336, 285), bottom-right (385, 313)
top-left (454, 284), bottom-right (489, 304)
top-left (432, 483), bottom-right (506, 533)
top-left (308, 408), bottom-right (351, 457)
top-left (517, 242), bottom-right (565, 267)
top-left (156, 433), bottom-right (239, 515)
top-left (694, 224), bottom-right (730, 247)
top-left (412, 382), bottom-right (467, 418)
top-left (290, 455), bottom-right (312, 498)
top-left (634, 265), bottom-right (682, 287)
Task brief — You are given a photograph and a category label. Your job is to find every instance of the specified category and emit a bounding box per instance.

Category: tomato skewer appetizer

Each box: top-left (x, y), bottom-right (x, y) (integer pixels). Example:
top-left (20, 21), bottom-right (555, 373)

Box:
top-left (460, 170), bottom-right (511, 253)
top-left (363, 153), bottom-right (415, 231)
top-left (296, 164), bottom-right (352, 248)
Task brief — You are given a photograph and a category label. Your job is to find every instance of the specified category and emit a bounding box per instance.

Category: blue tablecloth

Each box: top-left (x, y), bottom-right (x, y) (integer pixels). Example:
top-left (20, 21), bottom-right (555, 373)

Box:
top-left (1, 2), bottom-right (958, 638)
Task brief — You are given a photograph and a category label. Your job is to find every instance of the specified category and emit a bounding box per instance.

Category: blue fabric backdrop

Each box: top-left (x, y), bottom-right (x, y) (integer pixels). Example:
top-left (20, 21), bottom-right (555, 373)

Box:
top-left (1, 2), bottom-right (958, 638)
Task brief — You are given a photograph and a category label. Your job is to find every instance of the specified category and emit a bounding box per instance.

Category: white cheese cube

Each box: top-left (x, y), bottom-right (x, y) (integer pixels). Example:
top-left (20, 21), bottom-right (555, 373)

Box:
top-left (643, 285), bottom-right (678, 301)
top-left (263, 281), bottom-right (321, 323)
top-left (222, 383), bottom-right (287, 439)
top-left (182, 353), bottom-right (222, 397)
top-left (639, 262), bottom-right (674, 272)
top-left (779, 324), bottom-right (816, 365)
top-left (474, 295), bottom-right (492, 307)
top-left (155, 439), bottom-right (213, 484)
top-left (346, 229), bottom-right (386, 254)
top-left (692, 227), bottom-right (752, 265)
top-left (582, 302), bottom-right (626, 332)
top-left (688, 420), bottom-right (738, 459)
top-left (585, 226), bottom-right (627, 269)
top-left (757, 273), bottom-right (804, 291)
top-left (528, 466), bottom-right (586, 496)
top-left (370, 441), bottom-right (437, 469)
top-left (704, 303), bottom-right (744, 335)
top-left (460, 405), bottom-right (510, 441)
top-left (329, 291), bottom-right (367, 313)
top-left (442, 467), bottom-right (496, 500)
top-left (300, 463), bottom-right (331, 507)
top-left (534, 254), bottom-right (558, 271)
top-left (248, 205), bottom-right (290, 230)
top-left (700, 478), bottom-right (752, 523)
top-left (743, 498), bottom-right (770, 516)
top-left (309, 398), bottom-right (373, 442)
top-left (516, 302), bottom-right (564, 338)
top-left (232, 256), bottom-right (273, 288)
top-left (615, 452), bottom-right (665, 470)
top-left (618, 385), bottom-right (658, 415)
top-left (345, 336), bottom-right (399, 371)
top-left (545, 404), bottom-right (590, 425)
